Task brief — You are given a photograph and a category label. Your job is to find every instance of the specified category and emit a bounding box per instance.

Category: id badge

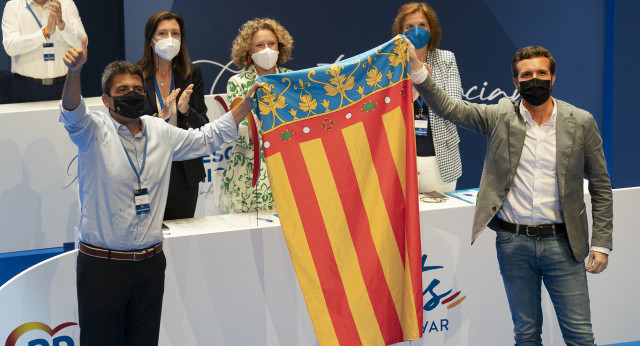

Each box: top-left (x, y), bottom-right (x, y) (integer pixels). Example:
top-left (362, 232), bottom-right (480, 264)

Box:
top-left (43, 43), bottom-right (55, 61)
top-left (415, 119), bottom-right (428, 136)
top-left (134, 188), bottom-right (150, 214)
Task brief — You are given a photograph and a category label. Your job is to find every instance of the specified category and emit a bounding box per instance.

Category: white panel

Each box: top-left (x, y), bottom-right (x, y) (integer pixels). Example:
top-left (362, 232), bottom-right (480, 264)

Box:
top-left (1, 190), bottom-right (638, 345)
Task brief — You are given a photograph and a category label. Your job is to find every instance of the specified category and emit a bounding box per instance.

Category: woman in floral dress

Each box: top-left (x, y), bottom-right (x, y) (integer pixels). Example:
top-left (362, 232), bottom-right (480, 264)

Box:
top-left (218, 18), bottom-right (294, 213)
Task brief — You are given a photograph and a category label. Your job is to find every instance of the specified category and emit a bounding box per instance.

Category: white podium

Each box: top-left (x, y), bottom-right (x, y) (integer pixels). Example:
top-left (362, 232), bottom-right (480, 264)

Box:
top-left (1, 188), bottom-right (639, 345)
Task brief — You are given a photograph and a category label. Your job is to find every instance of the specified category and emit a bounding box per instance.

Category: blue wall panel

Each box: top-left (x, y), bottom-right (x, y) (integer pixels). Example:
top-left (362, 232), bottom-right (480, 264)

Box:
top-left (2, 0), bottom-right (629, 189)
top-left (131, 0), bottom-right (610, 189)
top-left (611, 0), bottom-right (640, 188)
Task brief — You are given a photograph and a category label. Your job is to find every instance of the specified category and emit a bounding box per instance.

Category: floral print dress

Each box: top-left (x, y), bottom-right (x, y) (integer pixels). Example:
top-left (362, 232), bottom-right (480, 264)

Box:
top-left (217, 64), bottom-right (290, 214)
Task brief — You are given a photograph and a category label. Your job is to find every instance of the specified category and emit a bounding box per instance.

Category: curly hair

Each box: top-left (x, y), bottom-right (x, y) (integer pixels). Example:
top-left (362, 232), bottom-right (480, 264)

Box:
top-left (230, 18), bottom-right (293, 69)
top-left (392, 2), bottom-right (441, 51)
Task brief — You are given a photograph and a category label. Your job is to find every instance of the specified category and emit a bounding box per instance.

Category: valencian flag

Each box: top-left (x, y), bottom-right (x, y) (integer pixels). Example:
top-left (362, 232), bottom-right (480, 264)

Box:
top-left (253, 36), bottom-right (422, 345)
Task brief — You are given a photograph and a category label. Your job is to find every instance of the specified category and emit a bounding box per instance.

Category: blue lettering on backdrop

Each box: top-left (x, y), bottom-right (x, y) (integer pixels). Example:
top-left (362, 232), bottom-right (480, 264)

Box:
top-left (423, 278), bottom-right (452, 312)
top-left (421, 253), bottom-right (464, 334)
top-left (191, 57), bottom-right (520, 105)
top-left (201, 145), bottom-right (234, 183)
top-left (198, 183), bottom-right (214, 197)
top-left (423, 319), bottom-right (450, 333)
top-left (422, 254), bottom-right (452, 312)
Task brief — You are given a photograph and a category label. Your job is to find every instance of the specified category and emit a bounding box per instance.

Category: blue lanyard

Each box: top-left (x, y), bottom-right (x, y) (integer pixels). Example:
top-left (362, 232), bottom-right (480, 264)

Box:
top-left (25, 0), bottom-right (44, 28)
top-left (120, 127), bottom-right (148, 186)
top-left (153, 74), bottom-right (175, 114)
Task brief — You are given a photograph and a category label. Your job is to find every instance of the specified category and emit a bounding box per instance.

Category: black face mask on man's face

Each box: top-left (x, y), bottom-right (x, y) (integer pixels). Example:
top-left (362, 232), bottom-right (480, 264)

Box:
top-left (518, 78), bottom-right (552, 106)
top-left (111, 91), bottom-right (145, 119)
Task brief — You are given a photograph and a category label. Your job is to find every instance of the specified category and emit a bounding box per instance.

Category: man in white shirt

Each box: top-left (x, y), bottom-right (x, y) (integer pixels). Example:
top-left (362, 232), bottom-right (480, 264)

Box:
top-left (61, 36), bottom-right (262, 345)
top-left (410, 43), bottom-right (612, 346)
top-left (2, 0), bottom-right (85, 102)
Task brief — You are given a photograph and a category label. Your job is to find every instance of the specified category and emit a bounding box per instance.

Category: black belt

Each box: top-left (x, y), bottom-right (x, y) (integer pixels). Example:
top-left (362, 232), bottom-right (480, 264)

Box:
top-left (13, 73), bottom-right (66, 86)
top-left (499, 220), bottom-right (566, 237)
top-left (79, 242), bottom-right (163, 261)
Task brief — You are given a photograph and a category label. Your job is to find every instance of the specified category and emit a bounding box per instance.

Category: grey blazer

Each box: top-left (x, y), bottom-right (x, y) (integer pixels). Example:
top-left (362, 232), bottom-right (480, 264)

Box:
top-left (415, 75), bottom-right (613, 262)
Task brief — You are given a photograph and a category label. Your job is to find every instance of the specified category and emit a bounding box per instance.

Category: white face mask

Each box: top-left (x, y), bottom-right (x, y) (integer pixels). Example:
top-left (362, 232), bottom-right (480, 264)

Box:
top-left (153, 38), bottom-right (181, 61)
top-left (251, 47), bottom-right (279, 71)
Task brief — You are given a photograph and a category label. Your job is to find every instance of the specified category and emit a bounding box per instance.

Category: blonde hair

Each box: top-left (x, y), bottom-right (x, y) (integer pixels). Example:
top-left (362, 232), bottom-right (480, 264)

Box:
top-left (392, 2), bottom-right (442, 51)
top-left (230, 18), bottom-right (293, 68)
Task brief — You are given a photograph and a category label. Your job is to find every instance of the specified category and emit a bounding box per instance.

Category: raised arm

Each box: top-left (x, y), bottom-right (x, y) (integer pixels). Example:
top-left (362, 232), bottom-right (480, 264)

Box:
top-left (61, 34), bottom-right (87, 111)
top-left (405, 36), bottom-right (497, 135)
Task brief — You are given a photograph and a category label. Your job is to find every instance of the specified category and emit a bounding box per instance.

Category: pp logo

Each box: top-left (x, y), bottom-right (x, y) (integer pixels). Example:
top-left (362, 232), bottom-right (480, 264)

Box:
top-left (5, 322), bottom-right (77, 346)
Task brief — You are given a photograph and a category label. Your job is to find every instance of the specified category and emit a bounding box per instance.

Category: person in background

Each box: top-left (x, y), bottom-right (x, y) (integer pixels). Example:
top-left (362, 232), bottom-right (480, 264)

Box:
top-left (137, 11), bottom-right (209, 220)
top-left (392, 2), bottom-right (462, 193)
top-left (2, 0), bottom-right (85, 102)
top-left (61, 36), bottom-right (261, 345)
top-left (218, 17), bottom-right (293, 214)
top-left (409, 42), bottom-right (612, 345)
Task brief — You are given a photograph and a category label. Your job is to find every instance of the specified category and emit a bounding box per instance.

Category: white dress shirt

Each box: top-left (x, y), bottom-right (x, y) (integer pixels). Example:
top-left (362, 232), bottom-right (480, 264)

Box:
top-left (412, 66), bottom-right (609, 253)
top-left (498, 100), bottom-right (562, 225)
top-left (2, 0), bottom-right (85, 79)
top-left (60, 97), bottom-right (238, 251)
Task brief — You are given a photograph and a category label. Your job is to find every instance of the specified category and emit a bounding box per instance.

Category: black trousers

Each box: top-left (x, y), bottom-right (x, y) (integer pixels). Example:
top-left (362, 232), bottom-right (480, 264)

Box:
top-left (163, 162), bottom-right (200, 220)
top-left (8, 76), bottom-right (64, 103)
top-left (76, 251), bottom-right (166, 346)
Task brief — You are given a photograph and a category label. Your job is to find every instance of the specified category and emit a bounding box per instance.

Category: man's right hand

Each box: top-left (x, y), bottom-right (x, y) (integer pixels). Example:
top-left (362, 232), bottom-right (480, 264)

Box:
top-left (63, 35), bottom-right (88, 73)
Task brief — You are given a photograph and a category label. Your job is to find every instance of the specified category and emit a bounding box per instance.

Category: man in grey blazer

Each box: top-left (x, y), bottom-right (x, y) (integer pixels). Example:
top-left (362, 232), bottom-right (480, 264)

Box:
top-left (409, 44), bottom-right (612, 346)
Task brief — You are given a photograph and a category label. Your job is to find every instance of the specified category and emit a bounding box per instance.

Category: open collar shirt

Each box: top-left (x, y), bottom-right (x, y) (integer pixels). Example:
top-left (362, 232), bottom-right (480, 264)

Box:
top-left (498, 100), bottom-right (562, 225)
top-left (411, 66), bottom-right (610, 254)
top-left (60, 97), bottom-right (238, 251)
top-left (2, 0), bottom-right (85, 78)
top-left (500, 100), bottom-right (610, 254)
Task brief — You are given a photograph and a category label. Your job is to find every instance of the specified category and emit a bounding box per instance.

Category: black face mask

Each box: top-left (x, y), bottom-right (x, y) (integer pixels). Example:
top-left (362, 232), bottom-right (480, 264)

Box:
top-left (518, 78), bottom-right (552, 106)
top-left (111, 91), bottom-right (145, 119)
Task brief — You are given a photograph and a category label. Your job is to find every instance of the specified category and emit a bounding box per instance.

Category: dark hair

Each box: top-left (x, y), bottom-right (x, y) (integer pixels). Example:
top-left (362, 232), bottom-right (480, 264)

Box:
top-left (392, 2), bottom-right (441, 51)
top-left (512, 46), bottom-right (556, 79)
top-left (138, 11), bottom-right (190, 80)
top-left (101, 60), bottom-right (144, 95)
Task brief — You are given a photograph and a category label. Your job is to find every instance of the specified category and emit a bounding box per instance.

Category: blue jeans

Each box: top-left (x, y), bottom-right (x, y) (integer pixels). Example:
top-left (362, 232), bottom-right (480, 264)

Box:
top-left (495, 230), bottom-right (595, 346)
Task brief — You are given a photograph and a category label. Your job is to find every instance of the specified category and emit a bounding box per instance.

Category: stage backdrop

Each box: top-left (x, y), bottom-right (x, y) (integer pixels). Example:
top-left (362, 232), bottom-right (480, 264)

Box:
top-left (120, 0), bottom-right (639, 189)
top-left (0, 0), bottom-right (637, 189)
top-left (1, 0), bottom-right (638, 252)
top-left (0, 96), bottom-right (232, 254)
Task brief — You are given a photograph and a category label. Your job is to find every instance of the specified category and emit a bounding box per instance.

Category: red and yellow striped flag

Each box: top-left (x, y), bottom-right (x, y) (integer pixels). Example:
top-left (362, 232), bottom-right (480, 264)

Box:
top-left (254, 36), bottom-right (422, 345)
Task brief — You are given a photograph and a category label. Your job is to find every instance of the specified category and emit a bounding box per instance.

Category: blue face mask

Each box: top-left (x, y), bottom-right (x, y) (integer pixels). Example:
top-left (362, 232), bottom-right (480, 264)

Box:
top-left (405, 26), bottom-right (430, 49)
